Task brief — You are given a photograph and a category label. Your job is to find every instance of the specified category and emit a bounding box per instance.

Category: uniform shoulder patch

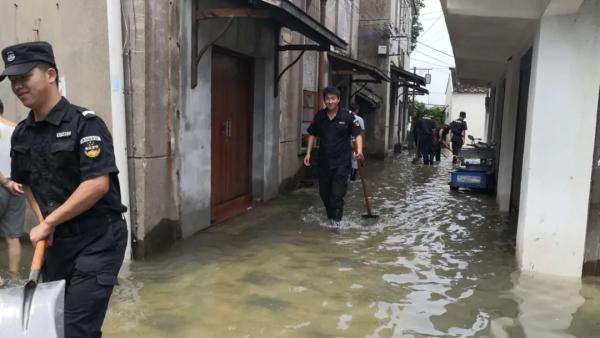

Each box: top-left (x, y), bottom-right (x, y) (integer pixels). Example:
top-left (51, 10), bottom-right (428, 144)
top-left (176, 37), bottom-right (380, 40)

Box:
top-left (80, 135), bottom-right (102, 158)
top-left (81, 110), bottom-right (97, 119)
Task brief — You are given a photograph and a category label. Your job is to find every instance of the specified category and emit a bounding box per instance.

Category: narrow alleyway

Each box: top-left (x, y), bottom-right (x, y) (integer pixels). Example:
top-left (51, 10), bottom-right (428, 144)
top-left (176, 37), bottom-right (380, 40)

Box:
top-left (3, 155), bottom-right (600, 337)
top-left (100, 155), bottom-right (600, 337)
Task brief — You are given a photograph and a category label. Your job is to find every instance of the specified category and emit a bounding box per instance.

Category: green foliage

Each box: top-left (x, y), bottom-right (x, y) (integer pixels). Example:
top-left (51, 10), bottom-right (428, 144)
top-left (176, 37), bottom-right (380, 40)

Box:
top-left (414, 101), bottom-right (446, 125)
top-left (411, 0), bottom-right (426, 50)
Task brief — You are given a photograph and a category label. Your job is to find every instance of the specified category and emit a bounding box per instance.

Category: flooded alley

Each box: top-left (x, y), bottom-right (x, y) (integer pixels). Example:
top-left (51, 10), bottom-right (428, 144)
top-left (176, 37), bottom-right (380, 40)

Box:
top-left (97, 155), bottom-right (600, 337)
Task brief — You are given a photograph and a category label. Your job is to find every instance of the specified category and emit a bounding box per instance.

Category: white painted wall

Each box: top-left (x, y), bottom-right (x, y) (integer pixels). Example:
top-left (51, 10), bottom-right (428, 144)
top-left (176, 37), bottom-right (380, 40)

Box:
top-left (449, 93), bottom-right (487, 141)
top-left (516, 3), bottom-right (600, 277)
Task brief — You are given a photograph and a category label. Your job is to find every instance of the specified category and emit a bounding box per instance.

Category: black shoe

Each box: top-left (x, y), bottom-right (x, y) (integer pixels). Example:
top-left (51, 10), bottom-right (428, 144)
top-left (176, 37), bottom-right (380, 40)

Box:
top-left (332, 208), bottom-right (343, 222)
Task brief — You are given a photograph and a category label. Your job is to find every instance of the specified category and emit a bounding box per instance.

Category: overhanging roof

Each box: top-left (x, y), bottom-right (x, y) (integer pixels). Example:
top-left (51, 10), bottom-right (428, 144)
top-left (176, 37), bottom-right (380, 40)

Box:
top-left (391, 65), bottom-right (426, 86)
top-left (441, 0), bottom-right (583, 85)
top-left (450, 68), bottom-right (488, 94)
top-left (402, 82), bottom-right (429, 95)
top-left (328, 52), bottom-right (391, 83)
top-left (250, 0), bottom-right (347, 49)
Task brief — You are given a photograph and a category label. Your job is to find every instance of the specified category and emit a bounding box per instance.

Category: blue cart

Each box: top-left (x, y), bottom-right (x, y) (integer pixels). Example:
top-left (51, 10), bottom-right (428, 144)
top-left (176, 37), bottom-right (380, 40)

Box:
top-left (449, 139), bottom-right (496, 193)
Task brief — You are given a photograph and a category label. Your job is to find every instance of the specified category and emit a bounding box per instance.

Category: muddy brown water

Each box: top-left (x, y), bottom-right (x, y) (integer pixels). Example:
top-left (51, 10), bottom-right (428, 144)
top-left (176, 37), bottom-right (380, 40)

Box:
top-left (2, 155), bottom-right (600, 337)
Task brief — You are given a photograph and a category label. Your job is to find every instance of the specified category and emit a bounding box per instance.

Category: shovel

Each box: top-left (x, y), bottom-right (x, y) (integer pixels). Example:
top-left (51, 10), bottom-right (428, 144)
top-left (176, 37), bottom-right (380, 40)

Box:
top-left (0, 238), bottom-right (65, 338)
top-left (356, 162), bottom-right (379, 219)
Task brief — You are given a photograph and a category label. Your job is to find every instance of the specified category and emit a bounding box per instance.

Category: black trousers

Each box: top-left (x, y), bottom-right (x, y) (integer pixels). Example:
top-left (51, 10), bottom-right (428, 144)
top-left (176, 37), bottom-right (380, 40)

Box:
top-left (318, 166), bottom-right (350, 221)
top-left (420, 136), bottom-right (434, 165)
top-left (43, 215), bottom-right (128, 338)
top-left (433, 142), bottom-right (441, 161)
top-left (452, 138), bottom-right (463, 156)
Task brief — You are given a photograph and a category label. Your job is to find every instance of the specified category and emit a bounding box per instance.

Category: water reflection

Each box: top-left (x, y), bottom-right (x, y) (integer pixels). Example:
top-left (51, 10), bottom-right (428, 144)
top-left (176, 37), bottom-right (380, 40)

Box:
top-left (2, 155), bottom-right (599, 337)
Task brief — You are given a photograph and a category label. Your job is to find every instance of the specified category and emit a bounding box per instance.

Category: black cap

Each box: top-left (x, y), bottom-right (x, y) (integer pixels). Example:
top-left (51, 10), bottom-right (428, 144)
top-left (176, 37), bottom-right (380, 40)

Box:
top-left (0, 41), bottom-right (56, 82)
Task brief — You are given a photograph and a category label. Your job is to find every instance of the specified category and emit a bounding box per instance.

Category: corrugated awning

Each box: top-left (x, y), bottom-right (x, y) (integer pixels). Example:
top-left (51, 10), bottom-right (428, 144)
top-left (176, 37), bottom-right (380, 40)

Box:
top-left (328, 52), bottom-right (391, 83)
top-left (250, 0), bottom-right (347, 49)
top-left (391, 65), bottom-right (426, 86)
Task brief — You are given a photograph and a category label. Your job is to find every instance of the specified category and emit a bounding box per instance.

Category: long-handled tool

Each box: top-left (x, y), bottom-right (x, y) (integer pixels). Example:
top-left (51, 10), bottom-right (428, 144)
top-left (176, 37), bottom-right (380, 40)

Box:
top-left (357, 162), bottom-right (379, 219)
top-left (412, 135), bottom-right (421, 164)
top-left (0, 238), bottom-right (65, 337)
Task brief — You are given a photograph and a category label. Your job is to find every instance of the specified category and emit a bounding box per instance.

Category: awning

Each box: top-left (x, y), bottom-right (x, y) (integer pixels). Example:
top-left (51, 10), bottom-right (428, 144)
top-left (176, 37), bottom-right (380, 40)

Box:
top-left (407, 83), bottom-right (429, 95)
top-left (191, 0), bottom-right (348, 88)
top-left (249, 0), bottom-right (347, 49)
top-left (391, 65), bottom-right (426, 86)
top-left (328, 52), bottom-right (391, 83)
top-left (355, 92), bottom-right (379, 114)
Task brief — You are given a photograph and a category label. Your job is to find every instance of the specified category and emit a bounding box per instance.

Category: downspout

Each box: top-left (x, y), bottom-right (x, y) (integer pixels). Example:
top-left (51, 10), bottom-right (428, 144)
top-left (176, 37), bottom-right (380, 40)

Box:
top-left (107, 0), bottom-right (132, 261)
top-left (318, 0), bottom-right (327, 105)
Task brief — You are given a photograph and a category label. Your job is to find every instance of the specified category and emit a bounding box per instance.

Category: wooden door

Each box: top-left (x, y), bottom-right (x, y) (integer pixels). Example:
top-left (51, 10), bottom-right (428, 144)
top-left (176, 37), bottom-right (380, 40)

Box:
top-left (211, 48), bottom-right (253, 223)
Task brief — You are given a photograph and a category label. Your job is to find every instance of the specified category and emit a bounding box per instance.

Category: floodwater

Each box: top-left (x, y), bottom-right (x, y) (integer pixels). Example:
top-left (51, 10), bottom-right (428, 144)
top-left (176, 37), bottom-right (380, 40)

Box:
top-left (3, 154), bottom-right (600, 337)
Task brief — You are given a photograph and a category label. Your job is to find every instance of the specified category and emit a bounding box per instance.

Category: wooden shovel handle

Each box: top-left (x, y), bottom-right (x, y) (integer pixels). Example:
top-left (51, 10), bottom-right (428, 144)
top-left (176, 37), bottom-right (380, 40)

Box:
top-left (357, 163), bottom-right (373, 215)
top-left (31, 240), bottom-right (46, 271)
top-left (30, 208), bottom-right (47, 272)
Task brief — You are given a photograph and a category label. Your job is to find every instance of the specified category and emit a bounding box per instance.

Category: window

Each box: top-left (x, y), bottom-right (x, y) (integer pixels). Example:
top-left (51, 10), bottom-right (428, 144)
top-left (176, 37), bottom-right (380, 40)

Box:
top-left (301, 90), bottom-right (318, 149)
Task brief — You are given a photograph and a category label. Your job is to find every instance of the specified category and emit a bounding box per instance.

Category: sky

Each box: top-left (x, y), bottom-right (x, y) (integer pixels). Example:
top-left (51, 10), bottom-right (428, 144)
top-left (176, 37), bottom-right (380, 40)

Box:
top-left (411, 0), bottom-right (455, 106)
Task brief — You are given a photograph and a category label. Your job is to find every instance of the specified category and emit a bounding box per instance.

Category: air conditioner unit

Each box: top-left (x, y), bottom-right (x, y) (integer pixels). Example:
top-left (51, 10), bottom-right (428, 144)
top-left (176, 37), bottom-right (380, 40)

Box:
top-left (378, 45), bottom-right (388, 55)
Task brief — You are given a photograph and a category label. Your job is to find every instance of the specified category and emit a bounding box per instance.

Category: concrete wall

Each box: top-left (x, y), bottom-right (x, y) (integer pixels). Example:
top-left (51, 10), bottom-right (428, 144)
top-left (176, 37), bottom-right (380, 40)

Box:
top-left (179, 0), bottom-right (279, 240)
top-left (449, 93), bottom-right (487, 140)
top-left (123, 0), bottom-right (181, 258)
top-left (358, 0), bottom-right (393, 157)
top-left (0, 1), bottom-right (112, 127)
top-left (515, 2), bottom-right (600, 277)
top-left (357, 0), bottom-right (414, 157)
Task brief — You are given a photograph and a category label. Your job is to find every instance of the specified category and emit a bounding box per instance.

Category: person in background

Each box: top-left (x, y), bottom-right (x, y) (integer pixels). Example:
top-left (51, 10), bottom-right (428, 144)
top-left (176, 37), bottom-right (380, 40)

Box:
top-left (349, 103), bottom-right (365, 181)
top-left (417, 112), bottom-right (437, 165)
top-left (303, 87), bottom-right (363, 225)
top-left (0, 98), bottom-right (25, 285)
top-left (450, 111), bottom-right (468, 164)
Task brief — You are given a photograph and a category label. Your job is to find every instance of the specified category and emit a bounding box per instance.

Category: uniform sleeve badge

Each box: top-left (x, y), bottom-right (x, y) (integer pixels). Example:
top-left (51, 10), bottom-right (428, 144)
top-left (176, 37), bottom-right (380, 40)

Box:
top-left (354, 119), bottom-right (360, 127)
top-left (80, 136), bottom-right (102, 158)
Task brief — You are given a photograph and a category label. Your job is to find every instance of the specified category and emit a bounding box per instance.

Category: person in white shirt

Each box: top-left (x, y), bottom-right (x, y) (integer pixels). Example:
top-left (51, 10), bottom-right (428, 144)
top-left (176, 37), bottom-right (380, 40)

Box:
top-left (349, 103), bottom-right (365, 181)
top-left (0, 99), bottom-right (25, 284)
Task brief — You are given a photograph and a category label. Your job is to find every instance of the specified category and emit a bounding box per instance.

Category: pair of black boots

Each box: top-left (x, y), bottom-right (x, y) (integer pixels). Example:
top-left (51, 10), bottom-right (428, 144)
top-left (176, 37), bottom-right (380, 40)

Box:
top-left (326, 208), bottom-right (343, 222)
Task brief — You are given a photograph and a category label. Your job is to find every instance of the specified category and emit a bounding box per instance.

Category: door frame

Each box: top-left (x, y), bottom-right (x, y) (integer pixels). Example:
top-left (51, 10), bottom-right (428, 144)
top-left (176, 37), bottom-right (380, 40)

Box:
top-left (210, 45), bottom-right (255, 223)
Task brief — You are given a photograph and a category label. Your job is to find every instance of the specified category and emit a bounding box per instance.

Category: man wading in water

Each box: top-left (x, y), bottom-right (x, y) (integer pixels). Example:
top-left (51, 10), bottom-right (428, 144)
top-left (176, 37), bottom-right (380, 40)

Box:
top-left (304, 86), bottom-right (363, 226)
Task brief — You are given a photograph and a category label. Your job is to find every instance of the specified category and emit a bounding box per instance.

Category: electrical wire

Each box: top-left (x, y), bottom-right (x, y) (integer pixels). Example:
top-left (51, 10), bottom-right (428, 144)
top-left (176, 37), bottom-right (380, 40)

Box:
top-left (417, 41), bottom-right (454, 57)
top-left (410, 57), bottom-right (451, 68)
top-left (414, 49), bottom-right (454, 66)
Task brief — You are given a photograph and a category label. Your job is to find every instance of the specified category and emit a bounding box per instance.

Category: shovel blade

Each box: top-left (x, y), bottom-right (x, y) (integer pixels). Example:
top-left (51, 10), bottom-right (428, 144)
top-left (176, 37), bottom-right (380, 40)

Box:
top-left (0, 280), bottom-right (65, 338)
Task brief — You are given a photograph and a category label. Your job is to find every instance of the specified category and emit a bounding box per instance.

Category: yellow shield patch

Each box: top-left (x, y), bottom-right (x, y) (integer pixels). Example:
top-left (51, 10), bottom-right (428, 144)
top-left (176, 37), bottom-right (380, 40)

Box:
top-left (84, 145), bottom-right (101, 158)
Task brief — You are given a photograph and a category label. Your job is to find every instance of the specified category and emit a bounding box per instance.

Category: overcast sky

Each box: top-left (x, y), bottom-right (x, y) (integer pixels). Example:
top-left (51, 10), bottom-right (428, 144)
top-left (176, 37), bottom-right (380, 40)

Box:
top-left (411, 0), bottom-right (455, 106)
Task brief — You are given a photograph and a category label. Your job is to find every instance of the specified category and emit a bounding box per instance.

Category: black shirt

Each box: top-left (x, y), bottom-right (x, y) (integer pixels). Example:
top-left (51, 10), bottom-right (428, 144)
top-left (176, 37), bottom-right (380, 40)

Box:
top-left (417, 116), bottom-right (438, 137)
top-left (11, 97), bottom-right (126, 219)
top-left (450, 118), bottom-right (468, 140)
top-left (307, 108), bottom-right (362, 169)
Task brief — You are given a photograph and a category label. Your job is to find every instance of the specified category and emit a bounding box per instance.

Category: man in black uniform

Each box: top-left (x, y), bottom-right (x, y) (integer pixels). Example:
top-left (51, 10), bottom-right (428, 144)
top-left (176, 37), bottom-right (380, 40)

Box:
top-left (417, 112), bottom-right (438, 165)
top-left (1, 41), bottom-right (127, 337)
top-left (450, 111), bottom-right (468, 164)
top-left (304, 87), bottom-right (363, 224)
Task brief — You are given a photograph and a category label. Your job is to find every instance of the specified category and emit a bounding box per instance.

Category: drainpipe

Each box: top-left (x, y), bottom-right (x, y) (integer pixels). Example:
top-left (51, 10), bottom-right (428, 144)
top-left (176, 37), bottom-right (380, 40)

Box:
top-left (106, 0), bottom-right (132, 261)
top-left (318, 0), bottom-right (327, 106)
